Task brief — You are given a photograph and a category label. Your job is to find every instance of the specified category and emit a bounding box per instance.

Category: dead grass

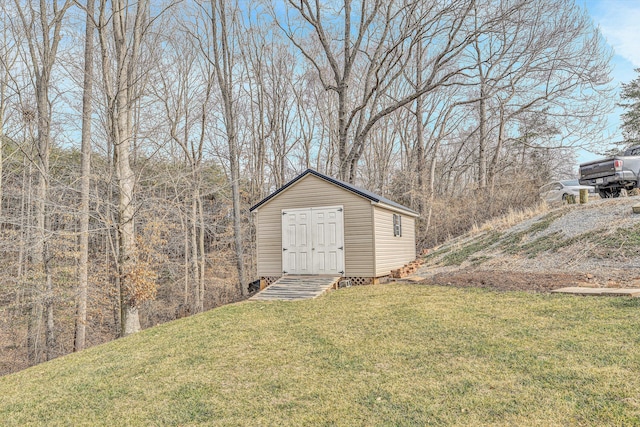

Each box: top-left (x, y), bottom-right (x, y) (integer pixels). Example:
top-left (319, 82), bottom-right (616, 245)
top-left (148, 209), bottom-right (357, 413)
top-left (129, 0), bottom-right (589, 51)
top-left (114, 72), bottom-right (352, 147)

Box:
top-left (425, 207), bottom-right (554, 266)
top-left (1, 284), bottom-right (640, 426)
top-left (471, 202), bottom-right (549, 234)
top-left (418, 182), bottom-right (542, 248)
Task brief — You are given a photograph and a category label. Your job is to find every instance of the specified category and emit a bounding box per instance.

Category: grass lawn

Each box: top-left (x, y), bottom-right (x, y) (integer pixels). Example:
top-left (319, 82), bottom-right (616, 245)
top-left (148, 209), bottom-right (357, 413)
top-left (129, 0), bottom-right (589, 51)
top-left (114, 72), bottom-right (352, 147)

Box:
top-left (1, 284), bottom-right (639, 426)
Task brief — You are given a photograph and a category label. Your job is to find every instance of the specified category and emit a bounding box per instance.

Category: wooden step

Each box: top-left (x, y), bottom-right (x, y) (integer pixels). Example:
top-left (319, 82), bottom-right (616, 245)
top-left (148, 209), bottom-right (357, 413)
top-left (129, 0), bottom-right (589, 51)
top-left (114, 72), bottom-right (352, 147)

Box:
top-left (250, 276), bottom-right (341, 301)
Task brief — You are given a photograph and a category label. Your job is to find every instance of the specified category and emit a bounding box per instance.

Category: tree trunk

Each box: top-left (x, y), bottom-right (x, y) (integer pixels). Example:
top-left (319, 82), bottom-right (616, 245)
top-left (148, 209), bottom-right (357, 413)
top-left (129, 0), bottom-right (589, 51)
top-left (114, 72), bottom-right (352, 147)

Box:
top-left (0, 70), bottom-right (5, 218)
top-left (75, 0), bottom-right (95, 352)
top-left (198, 194), bottom-right (206, 309)
top-left (110, 0), bottom-right (147, 336)
top-left (44, 267), bottom-right (55, 360)
top-left (191, 183), bottom-right (202, 312)
top-left (210, 0), bottom-right (246, 296)
top-left (181, 212), bottom-right (189, 306)
top-left (14, 0), bottom-right (72, 363)
top-left (230, 152), bottom-right (246, 295)
top-left (337, 85), bottom-right (350, 181)
top-left (414, 44), bottom-right (426, 212)
top-left (27, 302), bottom-right (42, 364)
top-left (35, 29), bottom-right (54, 363)
top-left (477, 82), bottom-right (488, 189)
top-left (488, 106), bottom-right (506, 193)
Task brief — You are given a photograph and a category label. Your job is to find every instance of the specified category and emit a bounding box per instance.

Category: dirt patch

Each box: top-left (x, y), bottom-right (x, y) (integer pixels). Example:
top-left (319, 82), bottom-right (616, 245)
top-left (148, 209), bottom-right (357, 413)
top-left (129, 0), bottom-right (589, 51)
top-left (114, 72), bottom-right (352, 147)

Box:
top-left (421, 269), bottom-right (603, 293)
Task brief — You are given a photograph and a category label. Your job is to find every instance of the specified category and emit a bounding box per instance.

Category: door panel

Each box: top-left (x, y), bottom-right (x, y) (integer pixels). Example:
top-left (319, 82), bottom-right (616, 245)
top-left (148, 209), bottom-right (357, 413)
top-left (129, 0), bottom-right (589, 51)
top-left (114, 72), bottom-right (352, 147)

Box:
top-left (282, 206), bottom-right (344, 275)
top-left (312, 207), bottom-right (344, 275)
top-left (282, 210), bottom-right (312, 275)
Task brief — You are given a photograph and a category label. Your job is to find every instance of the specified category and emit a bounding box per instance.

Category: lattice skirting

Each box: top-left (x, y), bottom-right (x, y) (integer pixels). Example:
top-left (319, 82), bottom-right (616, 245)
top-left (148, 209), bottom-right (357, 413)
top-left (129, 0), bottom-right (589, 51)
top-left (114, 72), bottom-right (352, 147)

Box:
top-left (260, 276), bottom-right (280, 289)
top-left (340, 277), bottom-right (375, 286)
top-left (260, 276), bottom-right (384, 289)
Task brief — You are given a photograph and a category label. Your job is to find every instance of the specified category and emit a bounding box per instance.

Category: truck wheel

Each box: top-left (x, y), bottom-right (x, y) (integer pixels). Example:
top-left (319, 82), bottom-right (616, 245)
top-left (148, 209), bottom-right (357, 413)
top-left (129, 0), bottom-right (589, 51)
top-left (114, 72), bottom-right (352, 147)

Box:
top-left (599, 189), bottom-right (621, 198)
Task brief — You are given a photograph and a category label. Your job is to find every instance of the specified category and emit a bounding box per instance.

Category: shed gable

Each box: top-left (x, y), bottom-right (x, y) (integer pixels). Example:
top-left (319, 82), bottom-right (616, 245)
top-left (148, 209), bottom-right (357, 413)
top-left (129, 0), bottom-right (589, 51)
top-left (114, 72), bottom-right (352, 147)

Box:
top-left (255, 174), bottom-right (375, 277)
top-left (250, 169), bottom-right (418, 216)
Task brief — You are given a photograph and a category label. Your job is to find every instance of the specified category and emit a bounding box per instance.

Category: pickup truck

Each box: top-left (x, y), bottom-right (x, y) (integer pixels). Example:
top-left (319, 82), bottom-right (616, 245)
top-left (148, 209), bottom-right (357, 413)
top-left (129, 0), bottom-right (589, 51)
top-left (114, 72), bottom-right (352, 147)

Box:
top-left (579, 145), bottom-right (640, 198)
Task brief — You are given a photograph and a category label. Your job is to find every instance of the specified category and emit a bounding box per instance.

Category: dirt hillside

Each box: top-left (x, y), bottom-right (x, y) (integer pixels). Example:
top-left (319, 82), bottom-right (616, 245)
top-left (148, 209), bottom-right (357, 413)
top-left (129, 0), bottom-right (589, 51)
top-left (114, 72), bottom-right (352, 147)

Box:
top-left (415, 196), bottom-right (640, 292)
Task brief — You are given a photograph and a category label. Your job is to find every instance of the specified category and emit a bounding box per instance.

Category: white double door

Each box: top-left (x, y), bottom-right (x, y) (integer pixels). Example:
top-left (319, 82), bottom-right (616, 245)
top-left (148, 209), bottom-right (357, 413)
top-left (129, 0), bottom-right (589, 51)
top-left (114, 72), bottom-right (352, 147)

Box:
top-left (282, 206), bottom-right (344, 275)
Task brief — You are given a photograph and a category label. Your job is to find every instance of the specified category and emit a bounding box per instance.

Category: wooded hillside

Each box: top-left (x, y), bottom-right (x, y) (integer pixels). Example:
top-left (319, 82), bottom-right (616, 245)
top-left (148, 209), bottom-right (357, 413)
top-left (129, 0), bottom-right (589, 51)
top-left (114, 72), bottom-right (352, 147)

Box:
top-left (0, 0), bottom-right (613, 374)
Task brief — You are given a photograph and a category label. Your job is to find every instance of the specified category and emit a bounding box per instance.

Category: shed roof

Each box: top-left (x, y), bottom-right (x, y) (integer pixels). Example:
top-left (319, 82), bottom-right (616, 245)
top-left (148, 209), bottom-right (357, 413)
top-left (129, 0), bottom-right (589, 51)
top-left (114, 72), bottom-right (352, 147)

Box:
top-left (249, 169), bottom-right (418, 216)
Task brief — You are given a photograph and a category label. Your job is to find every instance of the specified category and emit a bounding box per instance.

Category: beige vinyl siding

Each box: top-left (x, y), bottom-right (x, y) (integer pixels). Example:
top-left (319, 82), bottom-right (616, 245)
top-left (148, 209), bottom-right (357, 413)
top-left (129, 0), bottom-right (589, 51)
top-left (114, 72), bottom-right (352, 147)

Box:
top-left (373, 205), bottom-right (416, 276)
top-left (255, 174), bottom-right (375, 277)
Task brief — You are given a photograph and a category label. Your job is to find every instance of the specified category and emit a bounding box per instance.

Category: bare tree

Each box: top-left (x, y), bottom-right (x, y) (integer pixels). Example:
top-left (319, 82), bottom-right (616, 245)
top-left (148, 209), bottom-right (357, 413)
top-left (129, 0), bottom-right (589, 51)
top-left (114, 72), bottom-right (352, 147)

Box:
top-left (276, 0), bottom-right (482, 182)
top-left (195, 0), bottom-right (247, 295)
top-left (74, 0), bottom-right (95, 352)
top-left (13, 0), bottom-right (72, 361)
top-left (238, 11), bottom-right (269, 200)
top-left (0, 2), bottom-right (20, 219)
top-left (471, 0), bottom-right (613, 189)
top-left (155, 24), bottom-right (212, 313)
top-left (97, 0), bottom-right (149, 336)
top-left (241, 22), bottom-right (298, 188)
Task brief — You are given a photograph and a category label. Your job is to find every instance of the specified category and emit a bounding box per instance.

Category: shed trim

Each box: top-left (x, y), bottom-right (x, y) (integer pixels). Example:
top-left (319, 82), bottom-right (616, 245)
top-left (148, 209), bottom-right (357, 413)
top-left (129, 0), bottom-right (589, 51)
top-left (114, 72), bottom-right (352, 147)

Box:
top-left (372, 201), bottom-right (420, 218)
top-left (250, 169), bottom-right (418, 215)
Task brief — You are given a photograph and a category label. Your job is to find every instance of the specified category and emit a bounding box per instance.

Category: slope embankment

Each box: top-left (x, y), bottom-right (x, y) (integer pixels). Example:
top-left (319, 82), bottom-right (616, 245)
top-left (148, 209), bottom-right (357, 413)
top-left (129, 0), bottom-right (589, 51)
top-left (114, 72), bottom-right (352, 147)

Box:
top-left (416, 196), bottom-right (640, 291)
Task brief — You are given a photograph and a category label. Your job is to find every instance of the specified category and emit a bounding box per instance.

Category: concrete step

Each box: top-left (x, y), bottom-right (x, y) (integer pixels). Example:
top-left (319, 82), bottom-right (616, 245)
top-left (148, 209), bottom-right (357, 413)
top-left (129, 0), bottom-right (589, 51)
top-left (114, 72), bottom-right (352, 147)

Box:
top-left (551, 287), bottom-right (640, 297)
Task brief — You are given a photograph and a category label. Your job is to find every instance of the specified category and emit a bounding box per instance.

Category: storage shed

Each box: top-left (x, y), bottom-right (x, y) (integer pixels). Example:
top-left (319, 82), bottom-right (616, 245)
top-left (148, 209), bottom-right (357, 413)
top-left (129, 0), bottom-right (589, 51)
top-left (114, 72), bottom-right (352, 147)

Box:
top-left (250, 169), bottom-right (418, 286)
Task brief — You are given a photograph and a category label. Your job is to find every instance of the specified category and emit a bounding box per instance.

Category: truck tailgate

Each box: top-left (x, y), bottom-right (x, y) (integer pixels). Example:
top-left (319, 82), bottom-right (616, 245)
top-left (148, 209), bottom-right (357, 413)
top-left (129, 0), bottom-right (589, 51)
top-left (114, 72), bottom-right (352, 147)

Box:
top-left (580, 160), bottom-right (616, 179)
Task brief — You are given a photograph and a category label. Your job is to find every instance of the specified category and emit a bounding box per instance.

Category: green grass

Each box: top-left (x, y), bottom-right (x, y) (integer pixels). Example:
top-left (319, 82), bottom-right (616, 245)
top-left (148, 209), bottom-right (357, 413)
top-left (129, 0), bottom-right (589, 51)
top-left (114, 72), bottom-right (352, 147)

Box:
top-left (503, 223), bottom-right (640, 260)
top-left (2, 285), bottom-right (640, 426)
top-left (589, 223), bottom-right (640, 258)
top-left (499, 212), bottom-right (563, 255)
top-left (527, 211), bottom-right (563, 234)
top-left (441, 232), bottom-right (502, 266)
top-left (519, 231), bottom-right (567, 257)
